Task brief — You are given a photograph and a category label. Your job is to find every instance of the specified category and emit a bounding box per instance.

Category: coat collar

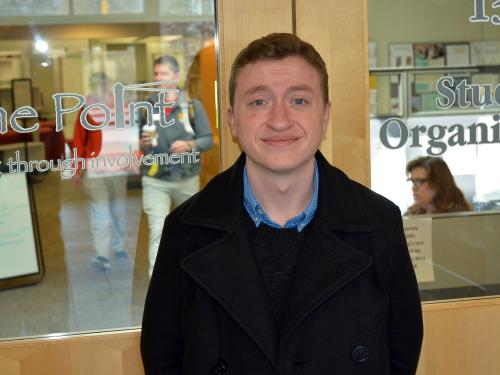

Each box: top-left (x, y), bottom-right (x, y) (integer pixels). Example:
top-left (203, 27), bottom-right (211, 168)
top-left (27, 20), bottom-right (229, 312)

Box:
top-left (180, 151), bottom-right (373, 233)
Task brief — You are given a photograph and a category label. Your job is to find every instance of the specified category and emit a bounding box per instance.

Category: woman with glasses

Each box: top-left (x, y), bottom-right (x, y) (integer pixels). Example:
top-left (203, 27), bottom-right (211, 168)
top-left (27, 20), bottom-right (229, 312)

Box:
top-left (405, 156), bottom-right (472, 215)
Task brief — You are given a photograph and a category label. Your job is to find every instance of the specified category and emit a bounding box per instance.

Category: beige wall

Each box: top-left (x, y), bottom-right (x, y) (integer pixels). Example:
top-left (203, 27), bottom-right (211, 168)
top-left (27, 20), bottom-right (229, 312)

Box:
top-left (368, 0), bottom-right (500, 68)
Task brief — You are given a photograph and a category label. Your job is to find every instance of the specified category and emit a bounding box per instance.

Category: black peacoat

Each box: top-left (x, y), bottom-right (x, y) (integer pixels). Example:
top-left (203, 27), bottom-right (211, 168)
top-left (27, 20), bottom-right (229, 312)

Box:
top-left (141, 152), bottom-right (423, 375)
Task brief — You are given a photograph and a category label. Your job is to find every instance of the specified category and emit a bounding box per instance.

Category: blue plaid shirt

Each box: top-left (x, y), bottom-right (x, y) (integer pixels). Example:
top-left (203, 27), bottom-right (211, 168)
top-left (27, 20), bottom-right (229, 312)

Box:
top-left (243, 160), bottom-right (319, 232)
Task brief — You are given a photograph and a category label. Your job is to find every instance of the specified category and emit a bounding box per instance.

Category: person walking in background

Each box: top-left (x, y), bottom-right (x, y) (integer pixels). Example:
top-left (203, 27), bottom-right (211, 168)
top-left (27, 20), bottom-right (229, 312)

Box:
top-left (72, 72), bottom-right (133, 271)
top-left (406, 156), bottom-right (473, 215)
top-left (140, 55), bottom-right (213, 277)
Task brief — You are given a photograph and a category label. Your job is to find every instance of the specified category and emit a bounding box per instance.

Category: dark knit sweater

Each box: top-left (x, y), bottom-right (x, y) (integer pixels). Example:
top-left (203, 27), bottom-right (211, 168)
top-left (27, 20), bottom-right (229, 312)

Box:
top-left (246, 215), bottom-right (306, 332)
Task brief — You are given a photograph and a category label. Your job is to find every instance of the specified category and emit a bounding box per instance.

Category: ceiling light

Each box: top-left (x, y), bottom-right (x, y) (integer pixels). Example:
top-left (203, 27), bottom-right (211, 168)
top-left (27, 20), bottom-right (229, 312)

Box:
top-left (34, 39), bottom-right (49, 53)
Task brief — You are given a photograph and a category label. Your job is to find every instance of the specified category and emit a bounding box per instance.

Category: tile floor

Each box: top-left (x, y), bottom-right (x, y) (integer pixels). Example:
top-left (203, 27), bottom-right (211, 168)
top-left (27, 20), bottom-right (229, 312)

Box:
top-left (0, 172), bottom-right (150, 340)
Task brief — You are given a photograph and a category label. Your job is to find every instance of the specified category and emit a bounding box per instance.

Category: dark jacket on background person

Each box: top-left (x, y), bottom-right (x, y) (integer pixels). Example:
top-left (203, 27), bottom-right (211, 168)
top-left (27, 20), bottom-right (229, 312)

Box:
top-left (141, 152), bottom-right (423, 375)
top-left (140, 91), bottom-right (213, 181)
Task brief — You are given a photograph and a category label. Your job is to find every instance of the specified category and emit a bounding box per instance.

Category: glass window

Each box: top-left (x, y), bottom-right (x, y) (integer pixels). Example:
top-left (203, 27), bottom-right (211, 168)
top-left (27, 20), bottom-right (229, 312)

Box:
top-left (0, 0), bottom-right (69, 17)
top-left (369, 0), bottom-right (500, 302)
top-left (73, 0), bottom-right (144, 15)
top-left (0, 0), bottom-right (218, 339)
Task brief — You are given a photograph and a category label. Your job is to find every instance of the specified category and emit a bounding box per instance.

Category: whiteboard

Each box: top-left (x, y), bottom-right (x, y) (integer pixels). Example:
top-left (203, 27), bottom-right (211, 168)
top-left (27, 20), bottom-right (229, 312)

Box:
top-left (0, 172), bottom-right (39, 279)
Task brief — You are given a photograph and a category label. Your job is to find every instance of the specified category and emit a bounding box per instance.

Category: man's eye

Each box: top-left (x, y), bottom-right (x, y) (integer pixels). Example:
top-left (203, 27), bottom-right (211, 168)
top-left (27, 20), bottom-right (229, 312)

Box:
top-left (251, 99), bottom-right (265, 106)
top-left (293, 98), bottom-right (307, 105)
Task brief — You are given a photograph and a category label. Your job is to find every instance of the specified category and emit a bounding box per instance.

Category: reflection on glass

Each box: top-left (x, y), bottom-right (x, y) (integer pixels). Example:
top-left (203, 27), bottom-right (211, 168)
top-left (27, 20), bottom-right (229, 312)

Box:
top-left (73, 0), bottom-right (144, 14)
top-left (72, 72), bottom-right (135, 272)
top-left (407, 212), bottom-right (500, 302)
top-left (0, 2), bottom-right (218, 339)
top-left (0, 0), bottom-right (69, 17)
top-left (369, 74), bottom-right (403, 117)
top-left (159, 0), bottom-right (214, 16)
top-left (139, 54), bottom-right (214, 277)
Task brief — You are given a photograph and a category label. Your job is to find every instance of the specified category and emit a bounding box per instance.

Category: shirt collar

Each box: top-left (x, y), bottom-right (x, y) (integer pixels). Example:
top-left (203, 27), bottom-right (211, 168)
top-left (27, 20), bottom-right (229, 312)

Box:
top-left (243, 160), bottom-right (319, 232)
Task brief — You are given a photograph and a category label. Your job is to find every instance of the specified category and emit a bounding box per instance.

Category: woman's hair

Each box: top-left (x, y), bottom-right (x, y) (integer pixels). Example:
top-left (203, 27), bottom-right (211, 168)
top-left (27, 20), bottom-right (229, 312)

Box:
top-left (406, 156), bottom-right (472, 214)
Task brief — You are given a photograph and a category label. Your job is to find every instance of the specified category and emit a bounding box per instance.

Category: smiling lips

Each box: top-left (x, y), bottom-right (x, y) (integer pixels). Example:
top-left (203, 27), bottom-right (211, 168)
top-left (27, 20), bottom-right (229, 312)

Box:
top-left (262, 135), bottom-right (300, 146)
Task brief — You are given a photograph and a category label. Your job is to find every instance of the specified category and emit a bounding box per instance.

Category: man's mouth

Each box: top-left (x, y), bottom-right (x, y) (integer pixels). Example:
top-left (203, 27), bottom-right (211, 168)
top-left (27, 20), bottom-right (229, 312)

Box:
top-left (262, 136), bottom-right (300, 146)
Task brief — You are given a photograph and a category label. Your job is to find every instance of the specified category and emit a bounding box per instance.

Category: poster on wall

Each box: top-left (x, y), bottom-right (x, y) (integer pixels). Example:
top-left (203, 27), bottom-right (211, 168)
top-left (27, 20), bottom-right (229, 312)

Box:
top-left (470, 41), bottom-right (500, 66)
top-left (413, 43), bottom-right (445, 67)
top-left (0, 172), bottom-right (41, 283)
top-left (446, 43), bottom-right (470, 66)
top-left (389, 44), bottom-right (414, 67)
top-left (403, 217), bottom-right (435, 283)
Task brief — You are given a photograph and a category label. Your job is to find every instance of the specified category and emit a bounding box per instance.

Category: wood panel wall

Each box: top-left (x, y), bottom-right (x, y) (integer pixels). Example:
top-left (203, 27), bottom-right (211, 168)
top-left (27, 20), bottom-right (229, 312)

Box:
top-left (0, 330), bottom-right (143, 375)
top-left (2, 299), bottom-right (500, 375)
top-left (217, 0), bottom-right (370, 185)
top-left (295, 0), bottom-right (370, 185)
top-left (217, 0), bottom-right (293, 170)
top-left (417, 298), bottom-right (500, 375)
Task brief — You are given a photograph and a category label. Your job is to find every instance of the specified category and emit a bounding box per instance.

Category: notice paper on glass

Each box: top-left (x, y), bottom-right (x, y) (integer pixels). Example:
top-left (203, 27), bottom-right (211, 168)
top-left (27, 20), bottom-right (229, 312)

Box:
top-left (471, 41), bottom-right (500, 66)
top-left (403, 217), bottom-right (435, 283)
top-left (446, 44), bottom-right (470, 67)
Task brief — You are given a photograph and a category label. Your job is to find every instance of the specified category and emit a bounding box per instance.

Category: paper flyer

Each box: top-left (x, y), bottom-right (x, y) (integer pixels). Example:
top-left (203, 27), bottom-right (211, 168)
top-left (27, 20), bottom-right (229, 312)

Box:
top-left (446, 44), bottom-right (470, 66)
top-left (403, 217), bottom-right (435, 283)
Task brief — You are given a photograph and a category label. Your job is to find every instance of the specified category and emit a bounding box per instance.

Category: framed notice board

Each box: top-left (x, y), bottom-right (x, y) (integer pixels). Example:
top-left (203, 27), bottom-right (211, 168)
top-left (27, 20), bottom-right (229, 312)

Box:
top-left (0, 171), bottom-right (44, 289)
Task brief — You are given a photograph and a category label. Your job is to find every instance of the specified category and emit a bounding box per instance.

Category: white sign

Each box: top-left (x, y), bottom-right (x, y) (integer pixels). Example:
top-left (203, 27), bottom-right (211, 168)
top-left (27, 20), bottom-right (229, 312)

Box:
top-left (0, 172), bottom-right (39, 279)
top-left (403, 217), bottom-right (435, 282)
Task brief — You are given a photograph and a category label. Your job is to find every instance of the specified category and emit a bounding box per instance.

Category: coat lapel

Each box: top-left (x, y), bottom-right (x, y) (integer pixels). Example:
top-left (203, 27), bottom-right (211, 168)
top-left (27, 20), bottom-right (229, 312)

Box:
top-left (281, 220), bottom-right (373, 340)
top-left (181, 217), bottom-right (279, 372)
top-left (281, 152), bottom-right (375, 341)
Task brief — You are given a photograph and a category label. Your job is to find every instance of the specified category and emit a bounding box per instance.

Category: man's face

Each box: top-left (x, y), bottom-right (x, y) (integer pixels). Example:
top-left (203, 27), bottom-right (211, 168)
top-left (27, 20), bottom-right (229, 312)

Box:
top-left (153, 63), bottom-right (179, 89)
top-left (228, 56), bottom-right (330, 174)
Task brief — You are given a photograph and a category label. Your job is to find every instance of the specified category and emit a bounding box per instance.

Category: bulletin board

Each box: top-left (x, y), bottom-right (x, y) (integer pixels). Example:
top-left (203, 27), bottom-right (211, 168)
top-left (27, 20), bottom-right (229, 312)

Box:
top-left (0, 172), bottom-right (44, 289)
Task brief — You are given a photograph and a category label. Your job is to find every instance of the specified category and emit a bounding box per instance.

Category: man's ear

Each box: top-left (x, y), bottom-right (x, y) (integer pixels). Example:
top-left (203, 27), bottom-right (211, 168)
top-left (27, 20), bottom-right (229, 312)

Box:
top-left (227, 105), bottom-right (238, 138)
top-left (321, 101), bottom-right (332, 135)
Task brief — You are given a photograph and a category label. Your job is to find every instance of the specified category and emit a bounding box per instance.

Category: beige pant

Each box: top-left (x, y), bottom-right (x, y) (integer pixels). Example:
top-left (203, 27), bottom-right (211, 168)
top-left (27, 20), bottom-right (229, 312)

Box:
top-left (142, 175), bottom-right (200, 277)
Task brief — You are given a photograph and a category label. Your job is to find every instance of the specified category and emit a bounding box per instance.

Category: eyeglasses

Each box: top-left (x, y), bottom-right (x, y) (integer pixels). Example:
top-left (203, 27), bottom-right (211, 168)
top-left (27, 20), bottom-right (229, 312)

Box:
top-left (407, 178), bottom-right (428, 188)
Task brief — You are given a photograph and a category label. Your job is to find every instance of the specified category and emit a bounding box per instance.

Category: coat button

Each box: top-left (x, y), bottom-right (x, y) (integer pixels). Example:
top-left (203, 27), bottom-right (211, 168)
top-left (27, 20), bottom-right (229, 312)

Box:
top-left (351, 345), bottom-right (369, 363)
top-left (211, 359), bottom-right (228, 375)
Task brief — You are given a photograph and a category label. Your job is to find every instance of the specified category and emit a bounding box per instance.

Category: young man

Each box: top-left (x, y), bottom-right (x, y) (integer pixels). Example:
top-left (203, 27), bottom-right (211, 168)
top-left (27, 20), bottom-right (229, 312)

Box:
top-left (141, 34), bottom-right (423, 374)
top-left (140, 55), bottom-right (213, 277)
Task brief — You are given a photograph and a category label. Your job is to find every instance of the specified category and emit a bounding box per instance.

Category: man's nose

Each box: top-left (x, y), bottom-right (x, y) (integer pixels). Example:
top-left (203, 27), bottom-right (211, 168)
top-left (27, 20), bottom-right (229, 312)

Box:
top-left (268, 102), bottom-right (291, 129)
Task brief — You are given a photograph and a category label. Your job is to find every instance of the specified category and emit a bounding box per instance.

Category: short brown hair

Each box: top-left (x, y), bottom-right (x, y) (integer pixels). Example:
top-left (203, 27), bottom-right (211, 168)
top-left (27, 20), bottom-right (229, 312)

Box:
top-left (406, 156), bottom-right (472, 214)
top-left (228, 33), bottom-right (329, 106)
top-left (153, 55), bottom-right (179, 73)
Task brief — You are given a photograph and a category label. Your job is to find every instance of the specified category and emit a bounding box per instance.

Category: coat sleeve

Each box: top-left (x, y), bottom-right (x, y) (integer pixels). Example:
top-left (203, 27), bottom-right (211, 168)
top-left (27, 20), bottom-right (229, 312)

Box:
top-left (141, 212), bottom-right (185, 375)
top-left (386, 206), bottom-right (424, 375)
top-left (189, 99), bottom-right (213, 152)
